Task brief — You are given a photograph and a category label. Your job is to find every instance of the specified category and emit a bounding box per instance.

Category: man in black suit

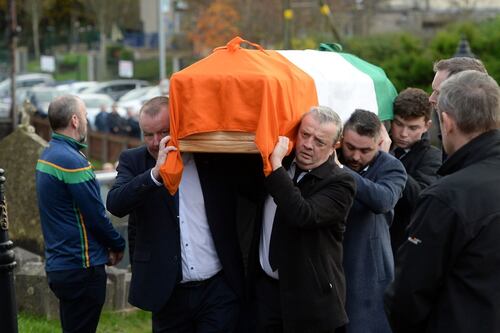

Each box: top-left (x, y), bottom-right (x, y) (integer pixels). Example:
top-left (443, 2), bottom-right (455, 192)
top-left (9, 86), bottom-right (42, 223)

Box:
top-left (106, 96), bottom-right (245, 332)
top-left (253, 106), bottom-right (356, 332)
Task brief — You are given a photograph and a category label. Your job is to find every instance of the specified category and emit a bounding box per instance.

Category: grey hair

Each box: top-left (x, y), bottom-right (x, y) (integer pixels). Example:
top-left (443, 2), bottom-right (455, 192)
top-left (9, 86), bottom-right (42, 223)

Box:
top-left (303, 105), bottom-right (343, 143)
top-left (48, 95), bottom-right (82, 131)
top-left (437, 70), bottom-right (500, 134)
top-left (433, 57), bottom-right (487, 76)
top-left (140, 96), bottom-right (169, 118)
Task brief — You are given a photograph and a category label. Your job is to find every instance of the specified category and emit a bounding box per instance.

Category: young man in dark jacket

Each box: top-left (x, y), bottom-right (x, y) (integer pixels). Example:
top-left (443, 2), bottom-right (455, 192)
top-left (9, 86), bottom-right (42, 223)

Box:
top-left (339, 109), bottom-right (407, 333)
top-left (385, 70), bottom-right (500, 333)
top-left (389, 88), bottom-right (441, 257)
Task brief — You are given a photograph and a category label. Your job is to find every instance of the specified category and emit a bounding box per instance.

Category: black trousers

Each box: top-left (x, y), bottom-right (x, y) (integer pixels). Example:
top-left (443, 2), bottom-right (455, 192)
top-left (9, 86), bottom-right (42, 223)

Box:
top-left (152, 271), bottom-right (240, 333)
top-left (47, 265), bottom-right (107, 333)
top-left (255, 272), bottom-right (346, 333)
top-left (255, 272), bottom-right (283, 333)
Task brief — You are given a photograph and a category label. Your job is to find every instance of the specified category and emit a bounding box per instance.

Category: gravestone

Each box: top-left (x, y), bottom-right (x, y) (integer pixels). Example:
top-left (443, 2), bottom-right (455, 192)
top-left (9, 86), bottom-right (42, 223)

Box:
top-left (13, 247), bottom-right (42, 273)
top-left (15, 261), bottom-right (59, 320)
top-left (0, 119), bottom-right (47, 255)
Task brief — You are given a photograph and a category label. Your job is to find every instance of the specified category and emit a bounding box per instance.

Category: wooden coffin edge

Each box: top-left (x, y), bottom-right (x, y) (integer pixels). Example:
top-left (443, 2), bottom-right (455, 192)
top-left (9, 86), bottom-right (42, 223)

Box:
top-left (178, 131), bottom-right (259, 153)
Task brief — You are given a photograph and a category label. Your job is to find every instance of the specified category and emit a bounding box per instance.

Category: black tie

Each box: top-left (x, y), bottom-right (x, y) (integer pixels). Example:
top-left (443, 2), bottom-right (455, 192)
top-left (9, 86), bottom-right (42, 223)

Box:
top-left (394, 147), bottom-right (406, 160)
top-left (268, 213), bottom-right (280, 271)
top-left (269, 166), bottom-right (304, 271)
top-left (174, 191), bottom-right (179, 215)
top-left (293, 166), bottom-right (306, 184)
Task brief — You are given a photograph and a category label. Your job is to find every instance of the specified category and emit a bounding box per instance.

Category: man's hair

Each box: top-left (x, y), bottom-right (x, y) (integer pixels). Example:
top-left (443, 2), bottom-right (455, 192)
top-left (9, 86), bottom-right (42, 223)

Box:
top-left (140, 96), bottom-right (169, 118)
top-left (438, 70), bottom-right (500, 134)
top-left (303, 105), bottom-right (343, 143)
top-left (48, 95), bottom-right (81, 131)
top-left (343, 109), bottom-right (381, 139)
top-left (433, 57), bottom-right (487, 76)
top-left (393, 88), bottom-right (432, 121)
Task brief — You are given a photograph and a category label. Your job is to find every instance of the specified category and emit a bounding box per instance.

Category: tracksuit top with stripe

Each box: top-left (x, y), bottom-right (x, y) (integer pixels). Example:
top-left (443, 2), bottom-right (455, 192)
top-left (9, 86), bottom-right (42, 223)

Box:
top-left (36, 133), bottom-right (125, 272)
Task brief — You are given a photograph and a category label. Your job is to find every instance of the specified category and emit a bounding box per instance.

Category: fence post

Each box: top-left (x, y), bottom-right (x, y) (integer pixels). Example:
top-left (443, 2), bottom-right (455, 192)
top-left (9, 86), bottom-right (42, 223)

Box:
top-left (0, 168), bottom-right (19, 333)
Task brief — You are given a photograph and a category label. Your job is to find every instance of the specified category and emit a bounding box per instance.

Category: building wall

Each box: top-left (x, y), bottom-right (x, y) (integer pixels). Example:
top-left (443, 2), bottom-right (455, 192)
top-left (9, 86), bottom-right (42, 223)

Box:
top-left (387, 0), bottom-right (500, 10)
top-left (140, 0), bottom-right (160, 34)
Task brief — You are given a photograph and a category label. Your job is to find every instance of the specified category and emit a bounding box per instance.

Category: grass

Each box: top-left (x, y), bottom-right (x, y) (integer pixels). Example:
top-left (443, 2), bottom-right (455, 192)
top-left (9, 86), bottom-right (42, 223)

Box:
top-left (19, 310), bottom-right (152, 333)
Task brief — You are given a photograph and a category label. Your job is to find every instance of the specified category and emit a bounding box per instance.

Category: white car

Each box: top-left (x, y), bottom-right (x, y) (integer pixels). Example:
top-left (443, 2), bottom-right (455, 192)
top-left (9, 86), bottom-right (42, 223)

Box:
top-left (26, 86), bottom-right (65, 116)
top-left (116, 85), bottom-right (162, 115)
top-left (56, 81), bottom-right (98, 94)
top-left (78, 93), bottom-right (116, 128)
top-left (0, 73), bottom-right (55, 104)
top-left (81, 79), bottom-right (150, 101)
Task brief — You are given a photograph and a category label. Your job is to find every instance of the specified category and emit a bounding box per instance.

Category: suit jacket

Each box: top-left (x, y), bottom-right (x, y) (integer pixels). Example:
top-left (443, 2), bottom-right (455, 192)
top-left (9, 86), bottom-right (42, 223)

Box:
top-left (106, 146), bottom-right (245, 312)
top-left (342, 151), bottom-right (407, 333)
top-left (250, 156), bottom-right (356, 332)
top-left (391, 138), bottom-right (441, 256)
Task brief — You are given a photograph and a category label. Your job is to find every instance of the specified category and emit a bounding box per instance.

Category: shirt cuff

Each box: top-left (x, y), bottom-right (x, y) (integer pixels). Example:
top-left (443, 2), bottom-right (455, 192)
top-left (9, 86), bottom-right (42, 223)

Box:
top-left (150, 169), bottom-right (163, 187)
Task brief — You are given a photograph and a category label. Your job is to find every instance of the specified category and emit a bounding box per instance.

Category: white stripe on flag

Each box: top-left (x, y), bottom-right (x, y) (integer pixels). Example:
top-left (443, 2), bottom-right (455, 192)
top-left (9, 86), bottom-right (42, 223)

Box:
top-left (277, 50), bottom-right (378, 122)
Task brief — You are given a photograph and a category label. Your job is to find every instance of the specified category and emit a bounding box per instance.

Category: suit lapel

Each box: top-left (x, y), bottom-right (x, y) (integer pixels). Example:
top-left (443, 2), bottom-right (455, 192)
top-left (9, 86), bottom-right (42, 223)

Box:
top-left (143, 147), bottom-right (179, 219)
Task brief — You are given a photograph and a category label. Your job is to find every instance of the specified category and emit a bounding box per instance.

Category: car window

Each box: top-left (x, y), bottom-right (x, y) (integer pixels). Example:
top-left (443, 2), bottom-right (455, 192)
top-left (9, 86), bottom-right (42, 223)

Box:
top-left (110, 84), bottom-right (135, 92)
top-left (19, 79), bottom-right (45, 88)
top-left (119, 87), bottom-right (151, 101)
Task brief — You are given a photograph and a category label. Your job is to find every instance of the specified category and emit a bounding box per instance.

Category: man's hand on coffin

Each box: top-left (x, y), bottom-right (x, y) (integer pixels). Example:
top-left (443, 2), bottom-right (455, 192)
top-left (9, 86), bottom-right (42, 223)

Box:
top-left (270, 136), bottom-right (290, 172)
top-left (152, 135), bottom-right (177, 181)
top-left (378, 124), bottom-right (392, 153)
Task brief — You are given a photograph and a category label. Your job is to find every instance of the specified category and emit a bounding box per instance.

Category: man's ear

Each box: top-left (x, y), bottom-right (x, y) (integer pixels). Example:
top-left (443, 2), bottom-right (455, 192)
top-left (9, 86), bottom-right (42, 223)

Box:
top-left (441, 112), bottom-right (455, 135)
top-left (334, 140), bottom-right (341, 150)
top-left (71, 114), bottom-right (79, 129)
top-left (425, 119), bottom-right (432, 130)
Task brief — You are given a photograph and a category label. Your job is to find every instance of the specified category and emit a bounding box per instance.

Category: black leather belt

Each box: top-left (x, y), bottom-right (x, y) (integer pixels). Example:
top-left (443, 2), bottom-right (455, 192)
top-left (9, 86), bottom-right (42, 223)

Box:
top-left (178, 270), bottom-right (222, 288)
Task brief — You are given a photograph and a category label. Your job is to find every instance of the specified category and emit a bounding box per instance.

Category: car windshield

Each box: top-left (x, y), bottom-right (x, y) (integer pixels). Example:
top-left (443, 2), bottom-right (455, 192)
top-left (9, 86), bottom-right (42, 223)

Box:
top-left (119, 87), bottom-right (151, 102)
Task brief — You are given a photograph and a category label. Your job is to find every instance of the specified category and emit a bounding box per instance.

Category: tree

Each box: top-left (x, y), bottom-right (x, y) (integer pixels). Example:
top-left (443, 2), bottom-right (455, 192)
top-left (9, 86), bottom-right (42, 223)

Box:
top-left (24, 0), bottom-right (41, 58)
top-left (82, 0), bottom-right (138, 80)
top-left (190, 0), bottom-right (240, 56)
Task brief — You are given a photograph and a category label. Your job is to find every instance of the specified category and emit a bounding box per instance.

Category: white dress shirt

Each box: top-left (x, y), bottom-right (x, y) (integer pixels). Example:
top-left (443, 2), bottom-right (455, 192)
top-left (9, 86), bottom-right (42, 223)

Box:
top-left (259, 162), bottom-right (306, 280)
top-left (151, 153), bottom-right (222, 282)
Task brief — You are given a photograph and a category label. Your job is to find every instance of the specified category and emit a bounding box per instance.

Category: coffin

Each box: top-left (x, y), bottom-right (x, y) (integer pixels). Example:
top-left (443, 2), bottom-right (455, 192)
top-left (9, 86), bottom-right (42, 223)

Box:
top-left (160, 37), bottom-right (397, 194)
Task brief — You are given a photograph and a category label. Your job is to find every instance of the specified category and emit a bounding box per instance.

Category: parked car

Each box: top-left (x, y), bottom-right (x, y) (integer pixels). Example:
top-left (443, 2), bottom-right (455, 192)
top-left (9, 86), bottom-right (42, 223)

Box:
top-left (81, 79), bottom-right (150, 101)
top-left (26, 86), bottom-right (65, 116)
top-left (78, 93), bottom-right (116, 128)
top-left (0, 87), bottom-right (32, 118)
top-left (56, 81), bottom-right (98, 94)
top-left (0, 73), bottom-right (55, 101)
top-left (116, 85), bottom-right (162, 114)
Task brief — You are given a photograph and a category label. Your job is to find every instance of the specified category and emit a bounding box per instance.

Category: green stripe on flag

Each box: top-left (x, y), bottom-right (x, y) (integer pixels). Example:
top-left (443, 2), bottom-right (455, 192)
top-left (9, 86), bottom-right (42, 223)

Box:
top-left (338, 53), bottom-right (397, 121)
top-left (36, 160), bottom-right (95, 184)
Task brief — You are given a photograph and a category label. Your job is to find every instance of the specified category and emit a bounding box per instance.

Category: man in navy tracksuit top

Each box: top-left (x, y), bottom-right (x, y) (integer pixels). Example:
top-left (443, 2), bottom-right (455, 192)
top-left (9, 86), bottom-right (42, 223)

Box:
top-left (36, 95), bottom-right (125, 333)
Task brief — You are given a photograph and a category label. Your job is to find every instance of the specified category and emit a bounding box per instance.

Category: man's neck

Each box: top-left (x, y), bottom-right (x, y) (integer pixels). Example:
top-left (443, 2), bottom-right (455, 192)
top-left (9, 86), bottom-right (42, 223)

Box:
top-left (55, 128), bottom-right (79, 142)
top-left (447, 131), bottom-right (484, 156)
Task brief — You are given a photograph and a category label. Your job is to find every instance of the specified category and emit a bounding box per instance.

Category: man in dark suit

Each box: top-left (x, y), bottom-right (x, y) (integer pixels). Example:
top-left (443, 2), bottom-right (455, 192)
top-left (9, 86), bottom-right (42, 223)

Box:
top-left (339, 110), bottom-right (407, 333)
top-left (106, 96), bottom-right (245, 332)
top-left (389, 88), bottom-right (441, 257)
top-left (253, 106), bottom-right (356, 332)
